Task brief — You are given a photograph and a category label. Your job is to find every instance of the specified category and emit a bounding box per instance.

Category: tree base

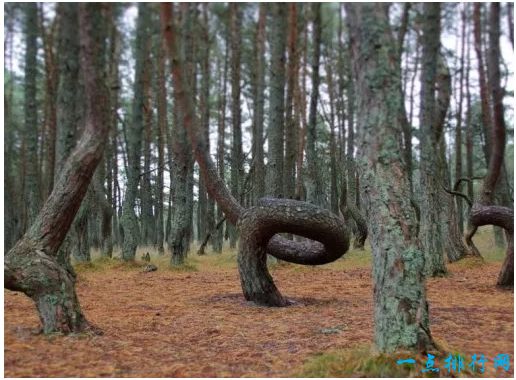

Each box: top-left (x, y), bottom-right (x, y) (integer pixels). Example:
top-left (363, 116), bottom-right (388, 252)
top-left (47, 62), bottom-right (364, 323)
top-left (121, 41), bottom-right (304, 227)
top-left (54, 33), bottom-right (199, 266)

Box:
top-left (5, 238), bottom-right (99, 335)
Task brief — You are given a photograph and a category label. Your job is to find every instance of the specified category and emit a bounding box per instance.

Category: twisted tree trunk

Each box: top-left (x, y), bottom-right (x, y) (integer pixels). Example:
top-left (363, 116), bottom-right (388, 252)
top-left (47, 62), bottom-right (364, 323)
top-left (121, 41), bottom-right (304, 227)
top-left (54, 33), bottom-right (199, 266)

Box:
top-left (4, 4), bottom-right (108, 334)
top-left (462, 3), bottom-right (513, 287)
top-left (161, 4), bottom-right (350, 306)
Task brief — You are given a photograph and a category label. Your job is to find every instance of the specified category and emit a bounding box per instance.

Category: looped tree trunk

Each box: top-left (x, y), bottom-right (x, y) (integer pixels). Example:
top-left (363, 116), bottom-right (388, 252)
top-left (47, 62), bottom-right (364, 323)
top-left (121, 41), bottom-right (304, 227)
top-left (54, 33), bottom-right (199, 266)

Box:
top-left (237, 198), bottom-right (350, 306)
top-left (161, 5), bottom-right (350, 306)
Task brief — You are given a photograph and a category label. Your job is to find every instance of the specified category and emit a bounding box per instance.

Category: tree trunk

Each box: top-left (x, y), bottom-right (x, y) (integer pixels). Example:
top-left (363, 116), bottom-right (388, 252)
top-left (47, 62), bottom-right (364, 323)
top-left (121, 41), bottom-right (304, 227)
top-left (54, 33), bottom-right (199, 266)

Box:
top-left (4, 4), bottom-right (108, 334)
top-left (463, 3), bottom-right (513, 287)
top-left (213, 35), bottom-right (229, 254)
top-left (345, 3), bottom-right (435, 353)
top-left (454, 5), bottom-right (467, 234)
top-left (40, 9), bottom-right (57, 200)
top-left (284, 4), bottom-right (298, 201)
top-left (162, 3), bottom-right (349, 307)
top-left (140, 54), bottom-right (155, 246)
top-left (156, 36), bottom-right (167, 255)
top-left (266, 3), bottom-right (287, 198)
top-left (120, 4), bottom-right (151, 261)
top-left (23, 3), bottom-right (41, 227)
top-left (252, 4), bottom-right (267, 204)
top-left (238, 199), bottom-right (348, 306)
top-left (343, 44), bottom-right (367, 250)
top-left (169, 4), bottom-right (196, 265)
top-left (228, 3), bottom-right (243, 249)
top-left (418, 3), bottom-right (447, 277)
top-left (305, 3), bottom-right (325, 208)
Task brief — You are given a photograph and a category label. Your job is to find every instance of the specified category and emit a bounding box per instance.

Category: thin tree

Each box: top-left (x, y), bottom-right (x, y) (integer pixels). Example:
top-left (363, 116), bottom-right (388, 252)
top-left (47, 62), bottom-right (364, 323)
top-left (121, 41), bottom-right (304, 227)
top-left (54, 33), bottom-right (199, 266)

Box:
top-left (252, 4), bottom-right (267, 203)
top-left (120, 3), bottom-right (151, 261)
top-left (23, 3), bottom-right (41, 227)
top-left (266, 3), bottom-right (287, 198)
top-left (305, 3), bottom-right (325, 207)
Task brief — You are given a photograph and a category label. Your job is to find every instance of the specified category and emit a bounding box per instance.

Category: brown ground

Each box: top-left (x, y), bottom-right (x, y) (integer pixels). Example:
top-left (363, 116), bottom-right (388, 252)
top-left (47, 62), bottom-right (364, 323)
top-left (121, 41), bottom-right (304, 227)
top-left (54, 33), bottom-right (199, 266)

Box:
top-left (4, 238), bottom-right (514, 377)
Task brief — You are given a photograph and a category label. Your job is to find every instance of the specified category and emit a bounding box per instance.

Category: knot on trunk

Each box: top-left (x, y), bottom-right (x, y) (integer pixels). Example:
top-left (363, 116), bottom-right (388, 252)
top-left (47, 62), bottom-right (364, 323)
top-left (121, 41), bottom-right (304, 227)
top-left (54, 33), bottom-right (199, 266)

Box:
top-left (237, 198), bottom-right (350, 306)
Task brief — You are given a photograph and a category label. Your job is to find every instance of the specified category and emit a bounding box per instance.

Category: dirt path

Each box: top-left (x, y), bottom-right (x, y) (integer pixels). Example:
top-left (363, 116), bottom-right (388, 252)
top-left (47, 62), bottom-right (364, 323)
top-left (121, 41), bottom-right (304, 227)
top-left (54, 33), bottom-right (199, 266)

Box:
top-left (4, 256), bottom-right (513, 377)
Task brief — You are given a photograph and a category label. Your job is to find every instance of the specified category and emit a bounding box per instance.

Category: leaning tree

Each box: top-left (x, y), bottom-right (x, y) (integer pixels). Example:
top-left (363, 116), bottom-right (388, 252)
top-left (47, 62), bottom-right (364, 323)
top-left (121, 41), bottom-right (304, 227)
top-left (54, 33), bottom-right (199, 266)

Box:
top-left (161, 3), bottom-right (350, 307)
top-left (453, 3), bottom-right (513, 288)
top-left (4, 4), bottom-right (109, 334)
top-left (162, 2), bottom-right (436, 353)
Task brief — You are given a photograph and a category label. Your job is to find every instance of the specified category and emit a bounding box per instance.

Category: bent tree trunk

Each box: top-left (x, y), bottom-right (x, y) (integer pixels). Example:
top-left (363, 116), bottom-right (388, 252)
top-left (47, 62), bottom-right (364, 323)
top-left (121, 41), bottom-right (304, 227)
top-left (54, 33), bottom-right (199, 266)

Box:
top-left (161, 4), bottom-right (350, 307)
top-left (463, 4), bottom-right (513, 287)
top-left (238, 199), bottom-right (349, 306)
top-left (4, 4), bottom-right (108, 334)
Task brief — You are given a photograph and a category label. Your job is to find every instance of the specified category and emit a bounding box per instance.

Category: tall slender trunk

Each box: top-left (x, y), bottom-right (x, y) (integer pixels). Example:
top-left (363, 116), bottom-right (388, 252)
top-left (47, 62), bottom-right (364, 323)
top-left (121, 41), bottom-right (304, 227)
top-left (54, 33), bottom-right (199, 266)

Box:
top-left (156, 36), bottom-right (167, 255)
top-left (342, 34), bottom-right (368, 250)
top-left (252, 4), bottom-right (267, 204)
top-left (23, 3), bottom-right (41, 226)
top-left (418, 3), bottom-right (447, 277)
top-left (213, 34), bottom-right (229, 254)
top-left (121, 4), bottom-right (151, 261)
top-left (305, 3), bottom-right (325, 207)
top-left (284, 3), bottom-right (298, 201)
top-left (40, 9), bottom-right (57, 200)
top-left (325, 49), bottom-right (339, 215)
top-left (266, 3), bottom-right (287, 198)
top-left (228, 3), bottom-right (243, 248)
top-left (455, 5), bottom-right (467, 234)
top-left (140, 54), bottom-right (155, 246)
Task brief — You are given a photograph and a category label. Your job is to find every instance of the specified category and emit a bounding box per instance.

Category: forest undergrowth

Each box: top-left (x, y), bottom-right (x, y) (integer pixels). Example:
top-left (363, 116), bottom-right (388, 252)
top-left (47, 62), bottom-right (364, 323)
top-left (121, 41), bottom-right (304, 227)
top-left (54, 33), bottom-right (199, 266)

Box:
top-left (4, 227), bottom-right (513, 377)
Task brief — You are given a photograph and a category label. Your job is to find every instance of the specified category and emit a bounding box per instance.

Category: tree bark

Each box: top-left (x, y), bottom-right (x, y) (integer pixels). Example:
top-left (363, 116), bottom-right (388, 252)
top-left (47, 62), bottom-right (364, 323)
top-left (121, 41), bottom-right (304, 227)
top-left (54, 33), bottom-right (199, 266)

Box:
top-left (418, 3), bottom-right (448, 277)
top-left (23, 3), bottom-right (41, 227)
top-left (161, 3), bottom-right (350, 306)
top-left (284, 3), bottom-right (298, 201)
top-left (345, 3), bottom-right (435, 353)
top-left (252, 4), bottom-right (267, 204)
top-left (305, 3), bottom-right (325, 207)
top-left (266, 3), bottom-right (287, 198)
top-left (228, 3), bottom-right (243, 249)
top-left (156, 35), bottom-right (167, 256)
top-left (4, 4), bottom-right (109, 334)
top-left (120, 4), bottom-right (151, 261)
top-left (463, 3), bottom-right (513, 287)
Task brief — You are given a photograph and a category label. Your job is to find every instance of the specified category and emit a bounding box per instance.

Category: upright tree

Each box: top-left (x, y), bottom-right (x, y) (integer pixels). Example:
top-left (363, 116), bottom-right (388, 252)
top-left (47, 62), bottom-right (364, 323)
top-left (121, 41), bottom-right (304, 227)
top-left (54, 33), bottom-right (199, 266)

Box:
top-left (252, 3), bottom-right (267, 203)
top-left (121, 3), bottom-right (151, 261)
top-left (345, 3), bottom-right (434, 352)
top-left (23, 3), bottom-right (41, 228)
top-left (305, 3), bottom-right (325, 207)
top-left (228, 3), bottom-right (243, 248)
top-left (266, 3), bottom-right (287, 198)
top-left (418, 3), bottom-right (447, 276)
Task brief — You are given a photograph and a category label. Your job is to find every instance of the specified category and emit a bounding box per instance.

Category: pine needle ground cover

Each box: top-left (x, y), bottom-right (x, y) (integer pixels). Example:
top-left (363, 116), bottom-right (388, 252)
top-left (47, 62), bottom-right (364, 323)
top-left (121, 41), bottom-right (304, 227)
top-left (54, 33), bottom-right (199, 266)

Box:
top-left (4, 229), bottom-right (513, 377)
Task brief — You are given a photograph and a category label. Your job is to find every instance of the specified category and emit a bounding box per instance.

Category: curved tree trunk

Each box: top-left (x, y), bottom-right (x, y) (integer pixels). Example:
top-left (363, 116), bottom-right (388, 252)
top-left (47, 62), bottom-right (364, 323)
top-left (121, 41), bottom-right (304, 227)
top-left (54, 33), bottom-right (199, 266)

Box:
top-left (4, 4), bottom-right (108, 334)
top-left (238, 198), bottom-right (349, 306)
top-left (161, 4), bottom-right (350, 305)
top-left (463, 3), bottom-right (513, 287)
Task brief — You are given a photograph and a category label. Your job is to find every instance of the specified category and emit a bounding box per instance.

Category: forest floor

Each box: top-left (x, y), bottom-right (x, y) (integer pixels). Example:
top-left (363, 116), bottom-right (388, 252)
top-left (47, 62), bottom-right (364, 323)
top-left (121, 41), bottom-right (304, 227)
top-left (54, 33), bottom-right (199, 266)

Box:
top-left (4, 227), bottom-right (514, 377)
